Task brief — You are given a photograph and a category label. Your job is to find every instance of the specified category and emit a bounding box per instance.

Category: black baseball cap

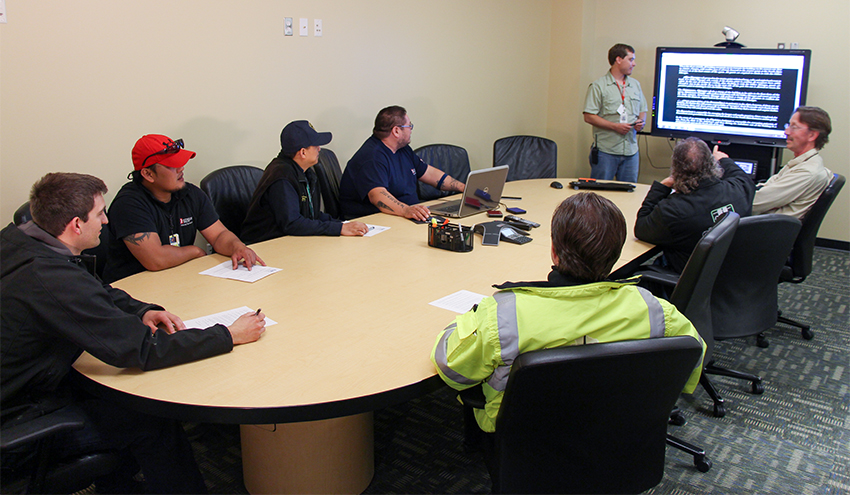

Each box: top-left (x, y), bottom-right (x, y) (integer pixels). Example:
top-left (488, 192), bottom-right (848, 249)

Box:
top-left (280, 120), bottom-right (332, 155)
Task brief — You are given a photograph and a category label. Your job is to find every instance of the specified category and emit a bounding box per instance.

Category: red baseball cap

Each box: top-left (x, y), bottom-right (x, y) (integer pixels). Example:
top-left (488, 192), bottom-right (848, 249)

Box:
top-left (132, 134), bottom-right (197, 171)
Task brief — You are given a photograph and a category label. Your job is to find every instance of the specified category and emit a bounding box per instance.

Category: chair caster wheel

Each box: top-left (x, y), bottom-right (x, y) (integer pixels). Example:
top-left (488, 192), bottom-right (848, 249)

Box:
top-left (752, 381), bottom-right (764, 394)
top-left (756, 334), bottom-right (769, 348)
top-left (695, 457), bottom-right (712, 473)
top-left (802, 328), bottom-right (814, 340)
top-left (669, 410), bottom-right (686, 426)
top-left (713, 403), bottom-right (726, 418)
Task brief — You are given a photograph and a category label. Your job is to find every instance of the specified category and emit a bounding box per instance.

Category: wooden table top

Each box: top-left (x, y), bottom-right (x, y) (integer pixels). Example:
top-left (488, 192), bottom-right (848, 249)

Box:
top-left (72, 179), bottom-right (654, 423)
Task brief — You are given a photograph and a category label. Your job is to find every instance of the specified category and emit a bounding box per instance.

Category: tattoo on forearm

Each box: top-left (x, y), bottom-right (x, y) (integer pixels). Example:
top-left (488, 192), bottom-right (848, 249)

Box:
top-left (125, 232), bottom-right (152, 246)
top-left (376, 201), bottom-right (393, 212)
top-left (445, 177), bottom-right (462, 192)
top-left (378, 190), bottom-right (406, 209)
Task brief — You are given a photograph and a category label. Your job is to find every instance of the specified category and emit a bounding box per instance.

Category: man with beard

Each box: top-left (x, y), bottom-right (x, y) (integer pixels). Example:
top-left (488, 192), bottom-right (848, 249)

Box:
top-left (339, 105), bottom-right (465, 220)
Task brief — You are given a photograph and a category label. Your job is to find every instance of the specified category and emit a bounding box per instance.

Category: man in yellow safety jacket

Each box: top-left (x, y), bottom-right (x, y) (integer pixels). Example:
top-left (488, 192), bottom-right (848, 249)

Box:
top-left (431, 192), bottom-right (705, 434)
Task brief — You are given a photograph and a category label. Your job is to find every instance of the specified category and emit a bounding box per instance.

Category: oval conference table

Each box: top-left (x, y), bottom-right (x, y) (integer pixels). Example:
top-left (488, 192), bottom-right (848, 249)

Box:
top-left (72, 179), bottom-right (657, 494)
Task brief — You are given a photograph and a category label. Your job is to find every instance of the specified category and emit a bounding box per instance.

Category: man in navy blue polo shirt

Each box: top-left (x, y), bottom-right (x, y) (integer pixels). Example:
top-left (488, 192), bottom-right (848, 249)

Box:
top-left (339, 106), bottom-right (465, 220)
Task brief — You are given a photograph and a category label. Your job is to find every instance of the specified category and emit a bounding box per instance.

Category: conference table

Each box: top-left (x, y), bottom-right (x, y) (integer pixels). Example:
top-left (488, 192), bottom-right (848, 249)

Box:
top-left (72, 179), bottom-right (656, 494)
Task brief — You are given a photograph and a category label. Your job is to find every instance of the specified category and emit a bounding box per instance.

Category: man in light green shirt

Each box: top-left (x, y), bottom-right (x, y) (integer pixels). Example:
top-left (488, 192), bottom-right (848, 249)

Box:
top-left (583, 43), bottom-right (648, 183)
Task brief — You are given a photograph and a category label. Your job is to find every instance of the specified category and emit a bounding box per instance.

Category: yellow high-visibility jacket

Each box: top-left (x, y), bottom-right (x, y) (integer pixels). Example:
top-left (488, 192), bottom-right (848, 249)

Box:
top-left (431, 276), bottom-right (705, 432)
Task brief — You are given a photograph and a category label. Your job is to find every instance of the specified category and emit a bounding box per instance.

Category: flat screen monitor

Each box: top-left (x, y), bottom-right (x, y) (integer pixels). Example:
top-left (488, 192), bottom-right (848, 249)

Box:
top-left (651, 46), bottom-right (811, 147)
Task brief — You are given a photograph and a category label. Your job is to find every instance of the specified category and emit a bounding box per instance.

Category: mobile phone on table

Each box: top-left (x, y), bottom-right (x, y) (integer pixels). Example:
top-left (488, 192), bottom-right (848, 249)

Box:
top-left (506, 207), bottom-right (526, 214)
top-left (487, 210), bottom-right (503, 218)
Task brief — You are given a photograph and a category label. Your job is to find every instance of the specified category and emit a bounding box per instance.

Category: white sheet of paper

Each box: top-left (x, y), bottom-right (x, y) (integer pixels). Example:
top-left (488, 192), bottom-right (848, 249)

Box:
top-left (183, 306), bottom-right (278, 329)
top-left (199, 261), bottom-right (281, 282)
top-left (429, 290), bottom-right (487, 314)
top-left (363, 224), bottom-right (390, 237)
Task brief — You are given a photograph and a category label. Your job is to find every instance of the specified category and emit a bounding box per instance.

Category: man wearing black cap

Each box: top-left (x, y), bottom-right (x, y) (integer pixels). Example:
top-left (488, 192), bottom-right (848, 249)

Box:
top-left (241, 121), bottom-right (368, 243)
top-left (103, 134), bottom-right (264, 283)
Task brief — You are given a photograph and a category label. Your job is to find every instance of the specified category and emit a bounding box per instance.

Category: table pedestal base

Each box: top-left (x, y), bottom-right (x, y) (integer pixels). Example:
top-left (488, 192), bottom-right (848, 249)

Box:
top-left (240, 412), bottom-right (374, 494)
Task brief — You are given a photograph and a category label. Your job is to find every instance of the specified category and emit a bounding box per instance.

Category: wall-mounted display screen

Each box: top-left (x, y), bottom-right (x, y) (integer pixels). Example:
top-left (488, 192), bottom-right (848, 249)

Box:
top-left (651, 47), bottom-right (811, 147)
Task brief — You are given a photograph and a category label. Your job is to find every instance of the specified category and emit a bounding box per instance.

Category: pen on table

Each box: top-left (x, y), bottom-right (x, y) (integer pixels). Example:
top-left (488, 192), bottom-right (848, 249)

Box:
top-left (502, 196), bottom-right (522, 200)
top-left (254, 308), bottom-right (261, 316)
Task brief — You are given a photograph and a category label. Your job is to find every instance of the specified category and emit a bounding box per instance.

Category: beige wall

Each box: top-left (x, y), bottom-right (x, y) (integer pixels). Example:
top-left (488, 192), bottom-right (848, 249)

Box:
top-left (2, 0), bottom-right (847, 241)
top-left (547, 0), bottom-right (849, 242)
top-left (0, 0), bottom-right (552, 222)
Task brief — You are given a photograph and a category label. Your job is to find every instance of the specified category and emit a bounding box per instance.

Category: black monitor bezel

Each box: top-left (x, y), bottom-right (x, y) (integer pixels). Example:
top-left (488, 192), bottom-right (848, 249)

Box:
top-left (650, 46), bottom-right (811, 147)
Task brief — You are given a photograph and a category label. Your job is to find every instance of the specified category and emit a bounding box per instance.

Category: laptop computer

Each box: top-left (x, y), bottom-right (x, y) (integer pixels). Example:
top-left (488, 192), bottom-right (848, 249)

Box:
top-left (429, 165), bottom-right (509, 218)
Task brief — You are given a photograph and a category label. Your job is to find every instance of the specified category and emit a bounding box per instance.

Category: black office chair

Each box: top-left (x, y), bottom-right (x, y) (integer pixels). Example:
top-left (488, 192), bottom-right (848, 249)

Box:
top-left (13, 201), bottom-right (110, 279)
top-left (705, 214), bottom-right (801, 400)
top-left (313, 148), bottom-right (344, 219)
top-left (493, 135), bottom-right (557, 182)
top-left (1, 407), bottom-right (121, 494)
top-left (776, 173), bottom-right (845, 340)
top-left (639, 212), bottom-right (740, 417)
top-left (199, 165), bottom-right (264, 238)
top-left (413, 144), bottom-right (471, 201)
top-left (461, 337), bottom-right (706, 494)
top-left (13, 202), bottom-right (33, 226)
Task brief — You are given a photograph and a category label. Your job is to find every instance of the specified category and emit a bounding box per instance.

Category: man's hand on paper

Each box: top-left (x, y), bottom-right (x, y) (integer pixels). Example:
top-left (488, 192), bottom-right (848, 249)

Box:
top-left (228, 311), bottom-right (267, 345)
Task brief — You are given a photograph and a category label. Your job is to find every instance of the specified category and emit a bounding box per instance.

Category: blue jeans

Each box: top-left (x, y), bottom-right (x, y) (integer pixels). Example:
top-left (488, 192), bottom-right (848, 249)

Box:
top-left (589, 150), bottom-right (639, 182)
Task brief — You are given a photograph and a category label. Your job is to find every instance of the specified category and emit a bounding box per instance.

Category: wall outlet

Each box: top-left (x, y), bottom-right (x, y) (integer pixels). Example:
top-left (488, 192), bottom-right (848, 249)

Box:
top-left (314, 19), bottom-right (322, 37)
top-left (299, 18), bottom-right (308, 36)
top-left (284, 17), bottom-right (293, 36)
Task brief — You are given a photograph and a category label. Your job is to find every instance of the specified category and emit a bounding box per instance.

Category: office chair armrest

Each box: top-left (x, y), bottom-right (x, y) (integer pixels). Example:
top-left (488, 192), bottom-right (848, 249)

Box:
top-left (458, 385), bottom-right (486, 409)
top-left (1, 407), bottom-right (86, 451)
top-left (635, 266), bottom-right (680, 288)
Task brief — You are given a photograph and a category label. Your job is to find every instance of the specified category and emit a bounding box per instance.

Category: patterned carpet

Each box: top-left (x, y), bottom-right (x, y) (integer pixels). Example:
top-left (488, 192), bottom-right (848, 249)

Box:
top-left (61, 247), bottom-right (847, 494)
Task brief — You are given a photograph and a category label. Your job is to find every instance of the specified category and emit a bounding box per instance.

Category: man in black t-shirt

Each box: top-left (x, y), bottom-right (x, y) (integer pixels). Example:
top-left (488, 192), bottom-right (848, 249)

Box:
top-left (103, 134), bottom-right (264, 283)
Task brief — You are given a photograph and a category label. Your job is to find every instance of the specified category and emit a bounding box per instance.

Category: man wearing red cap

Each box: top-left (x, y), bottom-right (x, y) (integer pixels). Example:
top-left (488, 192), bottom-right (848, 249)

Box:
top-left (103, 134), bottom-right (264, 283)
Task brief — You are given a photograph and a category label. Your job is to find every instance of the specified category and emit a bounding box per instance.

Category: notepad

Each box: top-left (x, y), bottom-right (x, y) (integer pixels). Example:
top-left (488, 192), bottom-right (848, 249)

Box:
top-left (429, 290), bottom-right (487, 313)
top-left (183, 306), bottom-right (278, 329)
top-left (199, 261), bottom-right (281, 282)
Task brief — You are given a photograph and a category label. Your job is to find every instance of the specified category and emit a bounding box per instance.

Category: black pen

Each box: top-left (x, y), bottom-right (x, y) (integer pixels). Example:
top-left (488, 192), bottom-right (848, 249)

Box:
top-left (502, 196), bottom-right (522, 200)
top-left (254, 308), bottom-right (261, 316)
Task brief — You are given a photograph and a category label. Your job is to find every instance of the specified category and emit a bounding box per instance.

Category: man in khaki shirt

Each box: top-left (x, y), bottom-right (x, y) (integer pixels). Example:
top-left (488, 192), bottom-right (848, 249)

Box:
top-left (583, 43), bottom-right (648, 183)
top-left (752, 106), bottom-right (832, 219)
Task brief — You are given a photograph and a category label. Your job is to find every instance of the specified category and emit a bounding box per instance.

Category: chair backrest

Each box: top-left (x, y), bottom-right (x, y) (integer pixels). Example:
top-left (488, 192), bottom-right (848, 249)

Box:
top-left (494, 337), bottom-right (702, 494)
top-left (711, 214), bottom-right (801, 340)
top-left (493, 135), bottom-right (557, 182)
top-left (13, 202), bottom-right (32, 226)
top-left (784, 173), bottom-right (845, 283)
top-left (669, 212), bottom-right (740, 363)
top-left (413, 144), bottom-right (471, 201)
top-left (199, 165), bottom-right (264, 237)
top-left (313, 148), bottom-right (343, 219)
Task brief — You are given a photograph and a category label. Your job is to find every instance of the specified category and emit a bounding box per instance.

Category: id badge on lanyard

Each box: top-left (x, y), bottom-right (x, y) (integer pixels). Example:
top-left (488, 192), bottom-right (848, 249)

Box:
top-left (617, 79), bottom-right (628, 123)
top-left (168, 233), bottom-right (180, 247)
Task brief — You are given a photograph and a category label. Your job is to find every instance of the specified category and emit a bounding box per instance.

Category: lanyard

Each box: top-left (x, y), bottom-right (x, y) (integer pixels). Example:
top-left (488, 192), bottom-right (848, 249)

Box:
top-left (305, 183), bottom-right (314, 219)
top-left (616, 78), bottom-right (627, 104)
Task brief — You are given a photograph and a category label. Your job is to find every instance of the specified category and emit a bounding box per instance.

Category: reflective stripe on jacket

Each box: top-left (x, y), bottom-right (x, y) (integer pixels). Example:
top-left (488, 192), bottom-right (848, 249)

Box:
top-left (430, 278), bottom-right (705, 432)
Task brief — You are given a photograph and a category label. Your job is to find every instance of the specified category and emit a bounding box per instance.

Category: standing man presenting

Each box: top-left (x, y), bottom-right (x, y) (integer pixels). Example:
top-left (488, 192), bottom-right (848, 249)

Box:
top-left (339, 105), bottom-right (465, 221)
top-left (583, 43), bottom-right (648, 183)
top-left (103, 134), bottom-right (263, 283)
